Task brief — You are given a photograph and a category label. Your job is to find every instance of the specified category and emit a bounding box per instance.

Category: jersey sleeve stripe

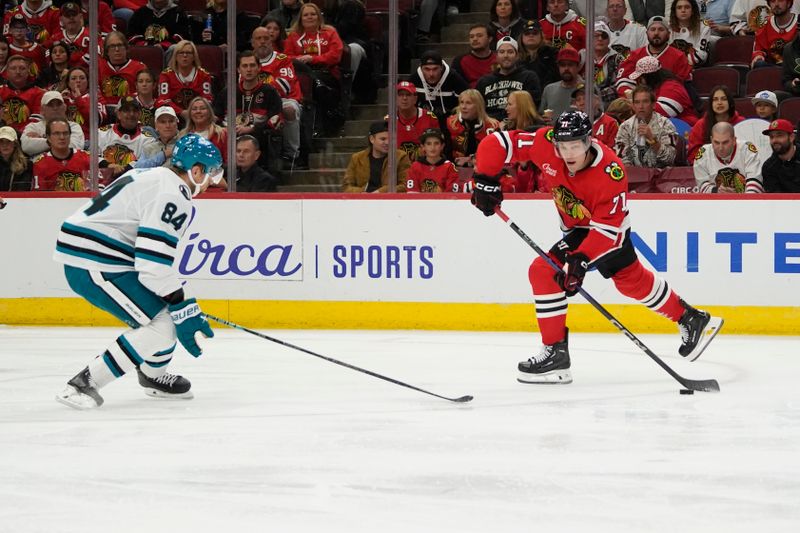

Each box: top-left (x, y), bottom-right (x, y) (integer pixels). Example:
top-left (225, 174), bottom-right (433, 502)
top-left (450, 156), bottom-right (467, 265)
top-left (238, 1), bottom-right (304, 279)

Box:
top-left (62, 222), bottom-right (135, 257)
top-left (56, 241), bottom-right (135, 266)
top-left (657, 97), bottom-right (682, 116)
top-left (137, 227), bottom-right (178, 247)
top-left (134, 248), bottom-right (175, 266)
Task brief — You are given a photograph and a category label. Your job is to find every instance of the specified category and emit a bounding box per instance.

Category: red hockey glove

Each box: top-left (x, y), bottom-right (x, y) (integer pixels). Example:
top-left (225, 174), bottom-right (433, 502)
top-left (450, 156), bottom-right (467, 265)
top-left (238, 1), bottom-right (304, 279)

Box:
top-left (471, 173), bottom-right (503, 217)
top-left (555, 252), bottom-right (589, 297)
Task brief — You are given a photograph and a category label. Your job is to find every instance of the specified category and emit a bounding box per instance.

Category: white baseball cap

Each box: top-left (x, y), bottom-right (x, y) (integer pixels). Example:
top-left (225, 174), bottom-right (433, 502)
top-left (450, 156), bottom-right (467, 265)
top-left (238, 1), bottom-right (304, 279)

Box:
top-left (0, 126), bottom-right (17, 142)
top-left (751, 90), bottom-right (778, 108)
top-left (155, 106), bottom-right (177, 120)
top-left (495, 36), bottom-right (518, 51)
top-left (41, 91), bottom-right (65, 106)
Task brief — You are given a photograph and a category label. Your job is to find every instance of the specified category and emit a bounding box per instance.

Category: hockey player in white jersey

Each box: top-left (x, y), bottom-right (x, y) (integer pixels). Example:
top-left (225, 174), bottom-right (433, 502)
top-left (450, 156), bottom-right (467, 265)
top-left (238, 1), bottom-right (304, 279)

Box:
top-left (53, 133), bottom-right (223, 410)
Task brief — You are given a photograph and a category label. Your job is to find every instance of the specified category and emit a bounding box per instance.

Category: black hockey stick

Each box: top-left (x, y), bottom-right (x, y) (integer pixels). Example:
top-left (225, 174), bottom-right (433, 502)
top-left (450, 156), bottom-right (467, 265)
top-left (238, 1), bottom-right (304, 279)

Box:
top-left (206, 314), bottom-right (474, 403)
top-left (493, 207), bottom-right (720, 393)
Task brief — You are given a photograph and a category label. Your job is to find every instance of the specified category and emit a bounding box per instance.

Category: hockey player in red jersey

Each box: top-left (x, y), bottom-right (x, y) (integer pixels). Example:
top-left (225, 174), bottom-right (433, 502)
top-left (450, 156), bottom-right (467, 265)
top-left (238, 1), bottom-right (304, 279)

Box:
top-left (470, 110), bottom-right (723, 383)
top-left (405, 129), bottom-right (460, 193)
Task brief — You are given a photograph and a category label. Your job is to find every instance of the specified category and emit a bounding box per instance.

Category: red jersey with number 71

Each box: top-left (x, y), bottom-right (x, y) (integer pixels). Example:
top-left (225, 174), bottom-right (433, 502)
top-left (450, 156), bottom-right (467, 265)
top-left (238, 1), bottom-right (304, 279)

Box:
top-left (475, 129), bottom-right (631, 261)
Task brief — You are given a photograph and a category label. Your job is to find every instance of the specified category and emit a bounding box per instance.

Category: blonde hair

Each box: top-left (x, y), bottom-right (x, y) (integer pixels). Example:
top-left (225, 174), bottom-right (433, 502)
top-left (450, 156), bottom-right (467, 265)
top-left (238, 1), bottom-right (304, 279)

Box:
top-left (167, 40), bottom-right (202, 72)
top-left (4, 138), bottom-right (28, 176)
top-left (505, 90), bottom-right (542, 130)
top-left (458, 89), bottom-right (500, 130)
top-left (180, 96), bottom-right (225, 139)
top-left (288, 2), bottom-right (331, 34)
top-left (605, 98), bottom-right (634, 123)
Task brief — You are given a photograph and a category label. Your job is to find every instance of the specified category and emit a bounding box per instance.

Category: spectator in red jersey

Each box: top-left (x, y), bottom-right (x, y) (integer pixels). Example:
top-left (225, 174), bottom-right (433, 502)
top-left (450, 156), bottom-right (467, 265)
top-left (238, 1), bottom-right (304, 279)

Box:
top-left (7, 14), bottom-right (46, 80)
top-left (406, 128), bottom-right (460, 193)
top-left (616, 16), bottom-right (693, 98)
top-left (262, 15), bottom-right (287, 53)
top-left (36, 40), bottom-right (70, 90)
top-left (49, 2), bottom-right (92, 67)
top-left (0, 41), bottom-right (9, 75)
top-left (79, 0), bottom-right (117, 35)
top-left (32, 118), bottom-right (90, 191)
top-left (158, 40), bottom-right (214, 119)
top-left (284, 2), bottom-right (345, 136)
top-left (489, 0), bottom-right (525, 43)
top-left (0, 127), bottom-right (33, 192)
top-left (180, 95), bottom-right (228, 164)
top-left (342, 120), bottom-right (410, 193)
top-left (2, 0), bottom-right (60, 46)
top-left (539, 0), bottom-right (587, 52)
top-left (392, 80), bottom-right (440, 163)
top-left (519, 18), bottom-right (558, 88)
top-left (447, 88), bottom-right (501, 165)
top-left (630, 55), bottom-right (698, 125)
top-left (593, 97), bottom-right (633, 148)
top-left (99, 31), bottom-right (147, 109)
top-left (452, 23), bottom-right (496, 89)
top-left (0, 55), bottom-right (45, 134)
top-left (62, 66), bottom-right (106, 138)
top-left (687, 85), bottom-right (744, 161)
top-left (752, 0), bottom-right (798, 68)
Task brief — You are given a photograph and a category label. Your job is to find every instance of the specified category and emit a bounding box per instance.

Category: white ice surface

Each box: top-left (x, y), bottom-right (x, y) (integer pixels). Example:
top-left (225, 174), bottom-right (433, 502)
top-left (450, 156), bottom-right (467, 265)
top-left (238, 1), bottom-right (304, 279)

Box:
top-left (0, 327), bottom-right (798, 533)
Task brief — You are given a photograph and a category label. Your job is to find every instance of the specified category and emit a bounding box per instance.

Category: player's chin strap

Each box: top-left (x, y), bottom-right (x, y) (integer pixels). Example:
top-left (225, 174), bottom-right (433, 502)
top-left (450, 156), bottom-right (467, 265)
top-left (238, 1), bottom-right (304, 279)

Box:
top-left (190, 166), bottom-right (224, 197)
top-left (492, 206), bottom-right (721, 394)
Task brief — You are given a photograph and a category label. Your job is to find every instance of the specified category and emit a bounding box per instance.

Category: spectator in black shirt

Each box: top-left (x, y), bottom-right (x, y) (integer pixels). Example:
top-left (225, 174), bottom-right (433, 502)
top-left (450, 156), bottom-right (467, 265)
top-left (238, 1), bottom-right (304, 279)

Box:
top-left (235, 135), bottom-right (279, 192)
top-left (762, 119), bottom-right (800, 192)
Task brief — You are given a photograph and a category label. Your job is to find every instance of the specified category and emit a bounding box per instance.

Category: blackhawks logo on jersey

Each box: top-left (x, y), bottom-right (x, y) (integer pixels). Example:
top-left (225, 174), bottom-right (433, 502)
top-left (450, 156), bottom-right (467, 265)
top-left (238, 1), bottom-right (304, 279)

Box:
top-left (715, 167), bottom-right (746, 193)
top-left (421, 178), bottom-right (441, 193)
top-left (103, 144), bottom-right (137, 166)
top-left (2, 97), bottom-right (31, 126)
top-left (144, 24), bottom-right (169, 43)
top-left (552, 185), bottom-right (591, 220)
top-left (544, 129), bottom-right (555, 143)
top-left (604, 161), bottom-right (624, 181)
top-left (176, 88), bottom-right (198, 109)
top-left (748, 6), bottom-right (771, 31)
top-left (694, 146), bottom-right (706, 160)
top-left (401, 141), bottom-right (420, 162)
top-left (102, 75), bottom-right (129, 98)
top-left (56, 171), bottom-right (86, 192)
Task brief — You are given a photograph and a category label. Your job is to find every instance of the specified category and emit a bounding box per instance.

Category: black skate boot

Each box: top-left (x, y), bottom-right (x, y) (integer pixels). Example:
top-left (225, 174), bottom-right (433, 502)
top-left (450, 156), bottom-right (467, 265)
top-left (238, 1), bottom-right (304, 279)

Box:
top-left (137, 368), bottom-right (193, 399)
top-left (518, 330), bottom-right (573, 384)
top-left (56, 367), bottom-right (104, 409)
top-left (678, 299), bottom-right (724, 361)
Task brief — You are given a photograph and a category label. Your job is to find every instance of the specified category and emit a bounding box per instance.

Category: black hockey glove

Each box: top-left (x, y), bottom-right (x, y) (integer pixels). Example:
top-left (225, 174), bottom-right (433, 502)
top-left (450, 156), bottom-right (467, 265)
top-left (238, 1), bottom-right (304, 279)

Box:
top-left (555, 252), bottom-right (589, 297)
top-left (470, 173), bottom-right (503, 217)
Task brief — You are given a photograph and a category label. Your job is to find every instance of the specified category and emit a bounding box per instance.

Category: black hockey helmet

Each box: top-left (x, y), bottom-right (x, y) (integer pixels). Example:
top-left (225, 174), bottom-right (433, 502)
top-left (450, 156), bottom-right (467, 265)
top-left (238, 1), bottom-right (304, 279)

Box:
top-left (553, 110), bottom-right (593, 142)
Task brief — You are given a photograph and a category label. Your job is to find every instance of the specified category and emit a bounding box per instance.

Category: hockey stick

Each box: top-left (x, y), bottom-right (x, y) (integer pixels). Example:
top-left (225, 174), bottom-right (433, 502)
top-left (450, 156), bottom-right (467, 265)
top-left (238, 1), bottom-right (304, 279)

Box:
top-left (206, 314), bottom-right (474, 403)
top-left (493, 207), bottom-right (720, 393)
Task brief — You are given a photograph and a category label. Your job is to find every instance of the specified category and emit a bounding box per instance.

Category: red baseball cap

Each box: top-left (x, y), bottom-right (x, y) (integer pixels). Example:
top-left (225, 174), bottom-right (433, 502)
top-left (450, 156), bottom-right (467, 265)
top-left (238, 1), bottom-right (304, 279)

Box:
top-left (396, 81), bottom-right (417, 94)
top-left (556, 47), bottom-right (580, 65)
top-left (762, 119), bottom-right (794, 135)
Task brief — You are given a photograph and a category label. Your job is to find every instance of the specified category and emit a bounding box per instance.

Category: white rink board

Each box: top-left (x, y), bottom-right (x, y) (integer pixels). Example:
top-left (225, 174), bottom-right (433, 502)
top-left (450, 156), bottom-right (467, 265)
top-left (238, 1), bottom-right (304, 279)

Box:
top-left (0, 197), bottom-right (798, 305)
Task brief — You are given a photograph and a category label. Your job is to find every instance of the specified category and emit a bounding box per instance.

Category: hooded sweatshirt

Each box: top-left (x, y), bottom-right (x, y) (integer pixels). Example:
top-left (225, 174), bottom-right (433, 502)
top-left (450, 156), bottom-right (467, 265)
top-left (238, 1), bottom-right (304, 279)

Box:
top-left (284, 25), bottom-right (344, 79)
top-left (539, 10), bottom-right (587, 51)
top-left (409, 62), bottom-right (469, 123)
top-left (475, 66), bottom-right (542, 120)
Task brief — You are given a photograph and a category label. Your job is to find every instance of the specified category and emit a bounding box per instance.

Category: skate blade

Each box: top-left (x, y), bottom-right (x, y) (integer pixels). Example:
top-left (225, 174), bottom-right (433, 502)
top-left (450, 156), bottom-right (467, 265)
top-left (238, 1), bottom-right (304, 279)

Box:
top-left (55, 386), bottom-right (101, 410)
top-left (686, 316), bottom-right (724, 362)
top-left (142, 388), bottom-right (194, 400)
top-left (517, 368), bottom-right (573, 384)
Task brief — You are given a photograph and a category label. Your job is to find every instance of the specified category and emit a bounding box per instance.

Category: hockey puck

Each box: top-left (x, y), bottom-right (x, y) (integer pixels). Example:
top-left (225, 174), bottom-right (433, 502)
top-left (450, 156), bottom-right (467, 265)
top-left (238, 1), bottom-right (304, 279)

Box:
top-left (679, 389), bottom-right (694, 395)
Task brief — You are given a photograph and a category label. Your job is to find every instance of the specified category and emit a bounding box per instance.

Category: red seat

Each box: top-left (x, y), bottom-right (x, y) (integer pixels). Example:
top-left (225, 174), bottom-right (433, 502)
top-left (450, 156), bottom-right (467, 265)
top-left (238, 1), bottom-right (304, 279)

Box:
top-left (365, 0), bottom-right (416, 13)
top-left (692, 66), bottom-right (740, 97)
top-left (627, 166), bottom-right (657, 193)
top-left (238, 0), bottom-right (269, 16)
top-left (113, 16), bottom-right (126, 35)
top-left (745, 66), bottom-right (782, 96)
top-left (734, 97), bottom-right (757, 118)
top-left (179, 0), bottom-right (207, 11)
top-left (197, 44), bottom-right (224, 79)
top-left (711, 35), bottom-right (755, 68)
top-left (654, 167), bottom-right (698, 194)
top-left (778, 97), bottom-right (800, 124)
top-left (128, 46), bottom-right (164, 75)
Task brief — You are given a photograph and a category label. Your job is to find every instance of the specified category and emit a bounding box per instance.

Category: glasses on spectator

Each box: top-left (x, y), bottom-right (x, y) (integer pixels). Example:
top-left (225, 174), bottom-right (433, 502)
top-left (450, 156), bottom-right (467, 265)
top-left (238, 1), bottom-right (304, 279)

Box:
top-left (106, 43), bottom-right (125, 50)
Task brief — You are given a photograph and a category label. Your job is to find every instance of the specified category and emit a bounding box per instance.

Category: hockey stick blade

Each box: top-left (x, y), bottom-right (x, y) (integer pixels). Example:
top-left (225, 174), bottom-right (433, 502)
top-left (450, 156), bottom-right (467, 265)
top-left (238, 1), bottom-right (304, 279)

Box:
top-left (206, 314), bottom-right (474, 403)
top-left (493, 207), bottom-right (721, 394)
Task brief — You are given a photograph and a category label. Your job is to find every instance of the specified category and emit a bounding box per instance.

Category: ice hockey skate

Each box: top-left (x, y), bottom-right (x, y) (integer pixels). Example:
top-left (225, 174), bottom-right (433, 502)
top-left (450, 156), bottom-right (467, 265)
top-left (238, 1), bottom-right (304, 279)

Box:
top-left (137, 368), bottom-right (194, 399)
top-left (56, 367), bottom-right (104, 409)
top-left (518, 331), bottom-right (573, 384)
top-left (678, 300), bottom-right (724, 362)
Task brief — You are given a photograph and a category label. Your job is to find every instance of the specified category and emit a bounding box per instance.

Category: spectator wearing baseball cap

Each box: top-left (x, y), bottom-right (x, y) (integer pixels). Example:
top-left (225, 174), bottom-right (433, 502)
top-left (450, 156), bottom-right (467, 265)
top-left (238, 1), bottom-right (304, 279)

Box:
top-left (538, 0), bottom-right (587, 52)
top-left (475, 33), bottom-right (543, 121)
top-left (0, 126), bottom-right (33, 192)
top-left (410, 49), bottom-right (469, 143)
top-left (394, 80), bottom-right (440, 163)
top-left (134, 106), bottom-right (181, 169)
top-left (762, 119), bottom-right (800, 192)
top-left (615, 10), bottom-right (693, 97)
top-left (518, 19), bottom-right (558, 88)
top-left (752, 90), bottom-right (779, 121)
top-left (21, 91), bottom-right (85, 157)
top-left (593, 21), bottom-right (623, 107)
top-left (342, 120), bottom-right (411, 193)
top-left (628, 55), bottom-right (698, 126)
top-left (98, 95), bottom-right (160, 180)
top-left (7, 13), bottom-right (46, 80)
top-left (538, 46), bottom-right (584, 122)
top-left (489, 0), bottom-right (526, 43)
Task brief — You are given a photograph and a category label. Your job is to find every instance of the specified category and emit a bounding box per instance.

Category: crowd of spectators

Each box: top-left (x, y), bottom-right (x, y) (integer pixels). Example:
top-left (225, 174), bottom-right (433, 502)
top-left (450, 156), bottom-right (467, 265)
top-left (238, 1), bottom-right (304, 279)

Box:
top-left (1, 0), bottom-right (800, 197)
